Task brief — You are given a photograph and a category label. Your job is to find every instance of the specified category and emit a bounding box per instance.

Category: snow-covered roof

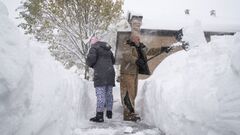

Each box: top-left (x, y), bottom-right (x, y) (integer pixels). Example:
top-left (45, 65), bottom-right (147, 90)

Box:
top-left (141, 15), bottom-right (240, 33)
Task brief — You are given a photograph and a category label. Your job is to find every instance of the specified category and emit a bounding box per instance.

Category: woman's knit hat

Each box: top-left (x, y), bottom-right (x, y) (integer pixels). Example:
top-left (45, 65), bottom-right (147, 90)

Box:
top-left (90, 36), bottom-right (99, 45)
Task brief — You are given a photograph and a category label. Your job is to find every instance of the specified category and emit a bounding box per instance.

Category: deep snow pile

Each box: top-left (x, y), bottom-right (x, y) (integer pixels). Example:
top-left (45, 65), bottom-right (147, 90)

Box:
top-left (15, 43), bottom-right (95, 135)
top-left (0, 1), bottom-right (32, 134)
top-left (0, 2), bottom-right (95, 135)
top-left (137, 22), bottom-right (240, 135)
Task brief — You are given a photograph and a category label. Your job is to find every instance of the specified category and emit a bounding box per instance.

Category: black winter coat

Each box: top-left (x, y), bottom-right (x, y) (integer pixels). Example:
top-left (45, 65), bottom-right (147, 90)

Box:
top-left (86, 41), bottom-right (115, 87)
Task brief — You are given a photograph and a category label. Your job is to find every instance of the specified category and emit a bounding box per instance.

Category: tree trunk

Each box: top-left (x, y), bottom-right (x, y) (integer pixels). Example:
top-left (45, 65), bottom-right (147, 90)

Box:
top-left (84, 64), bottom-right (90, 80)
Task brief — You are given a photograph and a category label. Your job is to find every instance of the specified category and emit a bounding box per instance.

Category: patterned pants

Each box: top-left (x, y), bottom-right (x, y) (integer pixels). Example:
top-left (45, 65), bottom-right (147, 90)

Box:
top-left (95, 85), bottom-right (113, 112)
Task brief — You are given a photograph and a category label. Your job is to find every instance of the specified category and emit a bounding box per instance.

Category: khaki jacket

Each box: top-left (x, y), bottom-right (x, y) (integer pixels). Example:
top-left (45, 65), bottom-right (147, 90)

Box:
top-left (120, 43), bottom-right (162, 75)
top-left (120, 43), bottom-right (138, 74)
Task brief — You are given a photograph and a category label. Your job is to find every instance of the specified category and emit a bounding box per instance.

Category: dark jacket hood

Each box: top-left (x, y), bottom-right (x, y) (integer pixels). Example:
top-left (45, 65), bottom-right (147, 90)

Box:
top-left (97, 41), bottom-right (111, 51)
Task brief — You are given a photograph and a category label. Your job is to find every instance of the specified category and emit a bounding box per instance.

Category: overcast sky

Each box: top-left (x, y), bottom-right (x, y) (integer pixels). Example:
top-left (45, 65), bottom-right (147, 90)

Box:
top-left (123, 0), bottom-right (240, 20)
top-left (3, 0), bottom-right (240, 17)
top-left (2, 0), bottom-right (240, 25)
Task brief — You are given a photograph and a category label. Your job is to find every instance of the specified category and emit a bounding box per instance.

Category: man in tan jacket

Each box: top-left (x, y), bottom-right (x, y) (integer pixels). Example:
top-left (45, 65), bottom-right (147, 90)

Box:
top-left (120, 35), bottom-right (171, 121)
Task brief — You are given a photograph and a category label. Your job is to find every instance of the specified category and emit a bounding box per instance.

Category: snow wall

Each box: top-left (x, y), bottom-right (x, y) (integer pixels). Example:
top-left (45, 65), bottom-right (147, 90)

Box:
top-left (137, 21), bottom-right (240, 135)
top-left (0, 2), bottom-right (94, 135)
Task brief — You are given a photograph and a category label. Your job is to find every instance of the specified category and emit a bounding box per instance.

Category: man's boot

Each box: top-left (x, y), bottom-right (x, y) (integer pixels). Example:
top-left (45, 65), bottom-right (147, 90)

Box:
top-left (129, 113), bottom-right (141, 122)
top-left (106, 111), bottom-right (112, 119)
top-left (90, 112), bottom-right (104, 122)
top-left (123, 110), bottom-right (141, 122)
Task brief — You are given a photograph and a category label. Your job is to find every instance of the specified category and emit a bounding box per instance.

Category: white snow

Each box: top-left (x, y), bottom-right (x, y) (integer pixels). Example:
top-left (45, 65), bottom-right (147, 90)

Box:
top-left (1, 1), bottom-right (240, 135)
top-left (0, 1), bottom-right (32, 134)
top-left (136, 22), bottom-right (240, 135)
top-left (0, 1), bottom-right (8, 16)
top-left (181, 20), bottom-right (207, 49)
top-left (124, 126), bottom-right (134, 133)
top-left (0, 2), bottom-right (95, 134)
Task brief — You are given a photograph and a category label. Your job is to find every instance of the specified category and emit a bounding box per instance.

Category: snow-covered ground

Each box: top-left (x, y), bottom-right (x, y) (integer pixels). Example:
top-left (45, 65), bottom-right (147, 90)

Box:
top-left (1, 1), bottom-right (240, 135)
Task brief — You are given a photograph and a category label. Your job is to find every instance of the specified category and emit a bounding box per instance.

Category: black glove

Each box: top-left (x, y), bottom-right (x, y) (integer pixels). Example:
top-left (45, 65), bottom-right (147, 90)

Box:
top-left (126, 39), bottom-right (131, 44)
top-left (161, 46), bottom-right (172, 53)
top-left (136, 59), bottom-right (145, 66)
top-left (166, 47), bottom-right (172, 53)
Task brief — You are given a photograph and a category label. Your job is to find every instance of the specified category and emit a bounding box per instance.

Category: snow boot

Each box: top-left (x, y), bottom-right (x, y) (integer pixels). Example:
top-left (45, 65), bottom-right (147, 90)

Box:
top-left (106, 111), bottom-right (112, 119)
top-left (90, 112), bottom-right (104, 122)
top-left (124, 112), bottom-right (141, 122)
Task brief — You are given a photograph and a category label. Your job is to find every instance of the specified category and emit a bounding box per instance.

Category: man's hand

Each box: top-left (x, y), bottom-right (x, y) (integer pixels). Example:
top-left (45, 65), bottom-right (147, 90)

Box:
top-left (126, 39), bottom-right (132, 44)
top-left (161, 46), bottom-right (172, 53)
top-left (165, 47), bottom-right (172, 53)
top-left (126, 39), bottom-right (135, 46)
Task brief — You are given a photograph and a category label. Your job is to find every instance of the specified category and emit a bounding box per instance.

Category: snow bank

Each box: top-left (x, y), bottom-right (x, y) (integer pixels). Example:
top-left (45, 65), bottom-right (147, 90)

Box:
top-left (0, 2), bottom-right (95, 135)
top-left (15, 43), bottom-right (95, 135)
top-left (0, 1), bottom-right (8, 16)
top-left (0, 1), bottom-right (32, 134)
top-left (138, 24), bottom-right (240, 135)
top-left (182, 20), bottom-right (207, 49)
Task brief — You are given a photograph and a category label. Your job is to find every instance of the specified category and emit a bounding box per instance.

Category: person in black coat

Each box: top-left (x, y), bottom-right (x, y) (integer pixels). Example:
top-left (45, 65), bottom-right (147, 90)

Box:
top-left (86, 37), bottom-right (115, 123)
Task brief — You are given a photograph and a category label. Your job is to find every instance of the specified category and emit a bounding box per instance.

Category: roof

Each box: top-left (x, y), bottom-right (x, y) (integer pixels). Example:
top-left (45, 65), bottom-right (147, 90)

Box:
top-left (141, 16), bottom-right (240, 33)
